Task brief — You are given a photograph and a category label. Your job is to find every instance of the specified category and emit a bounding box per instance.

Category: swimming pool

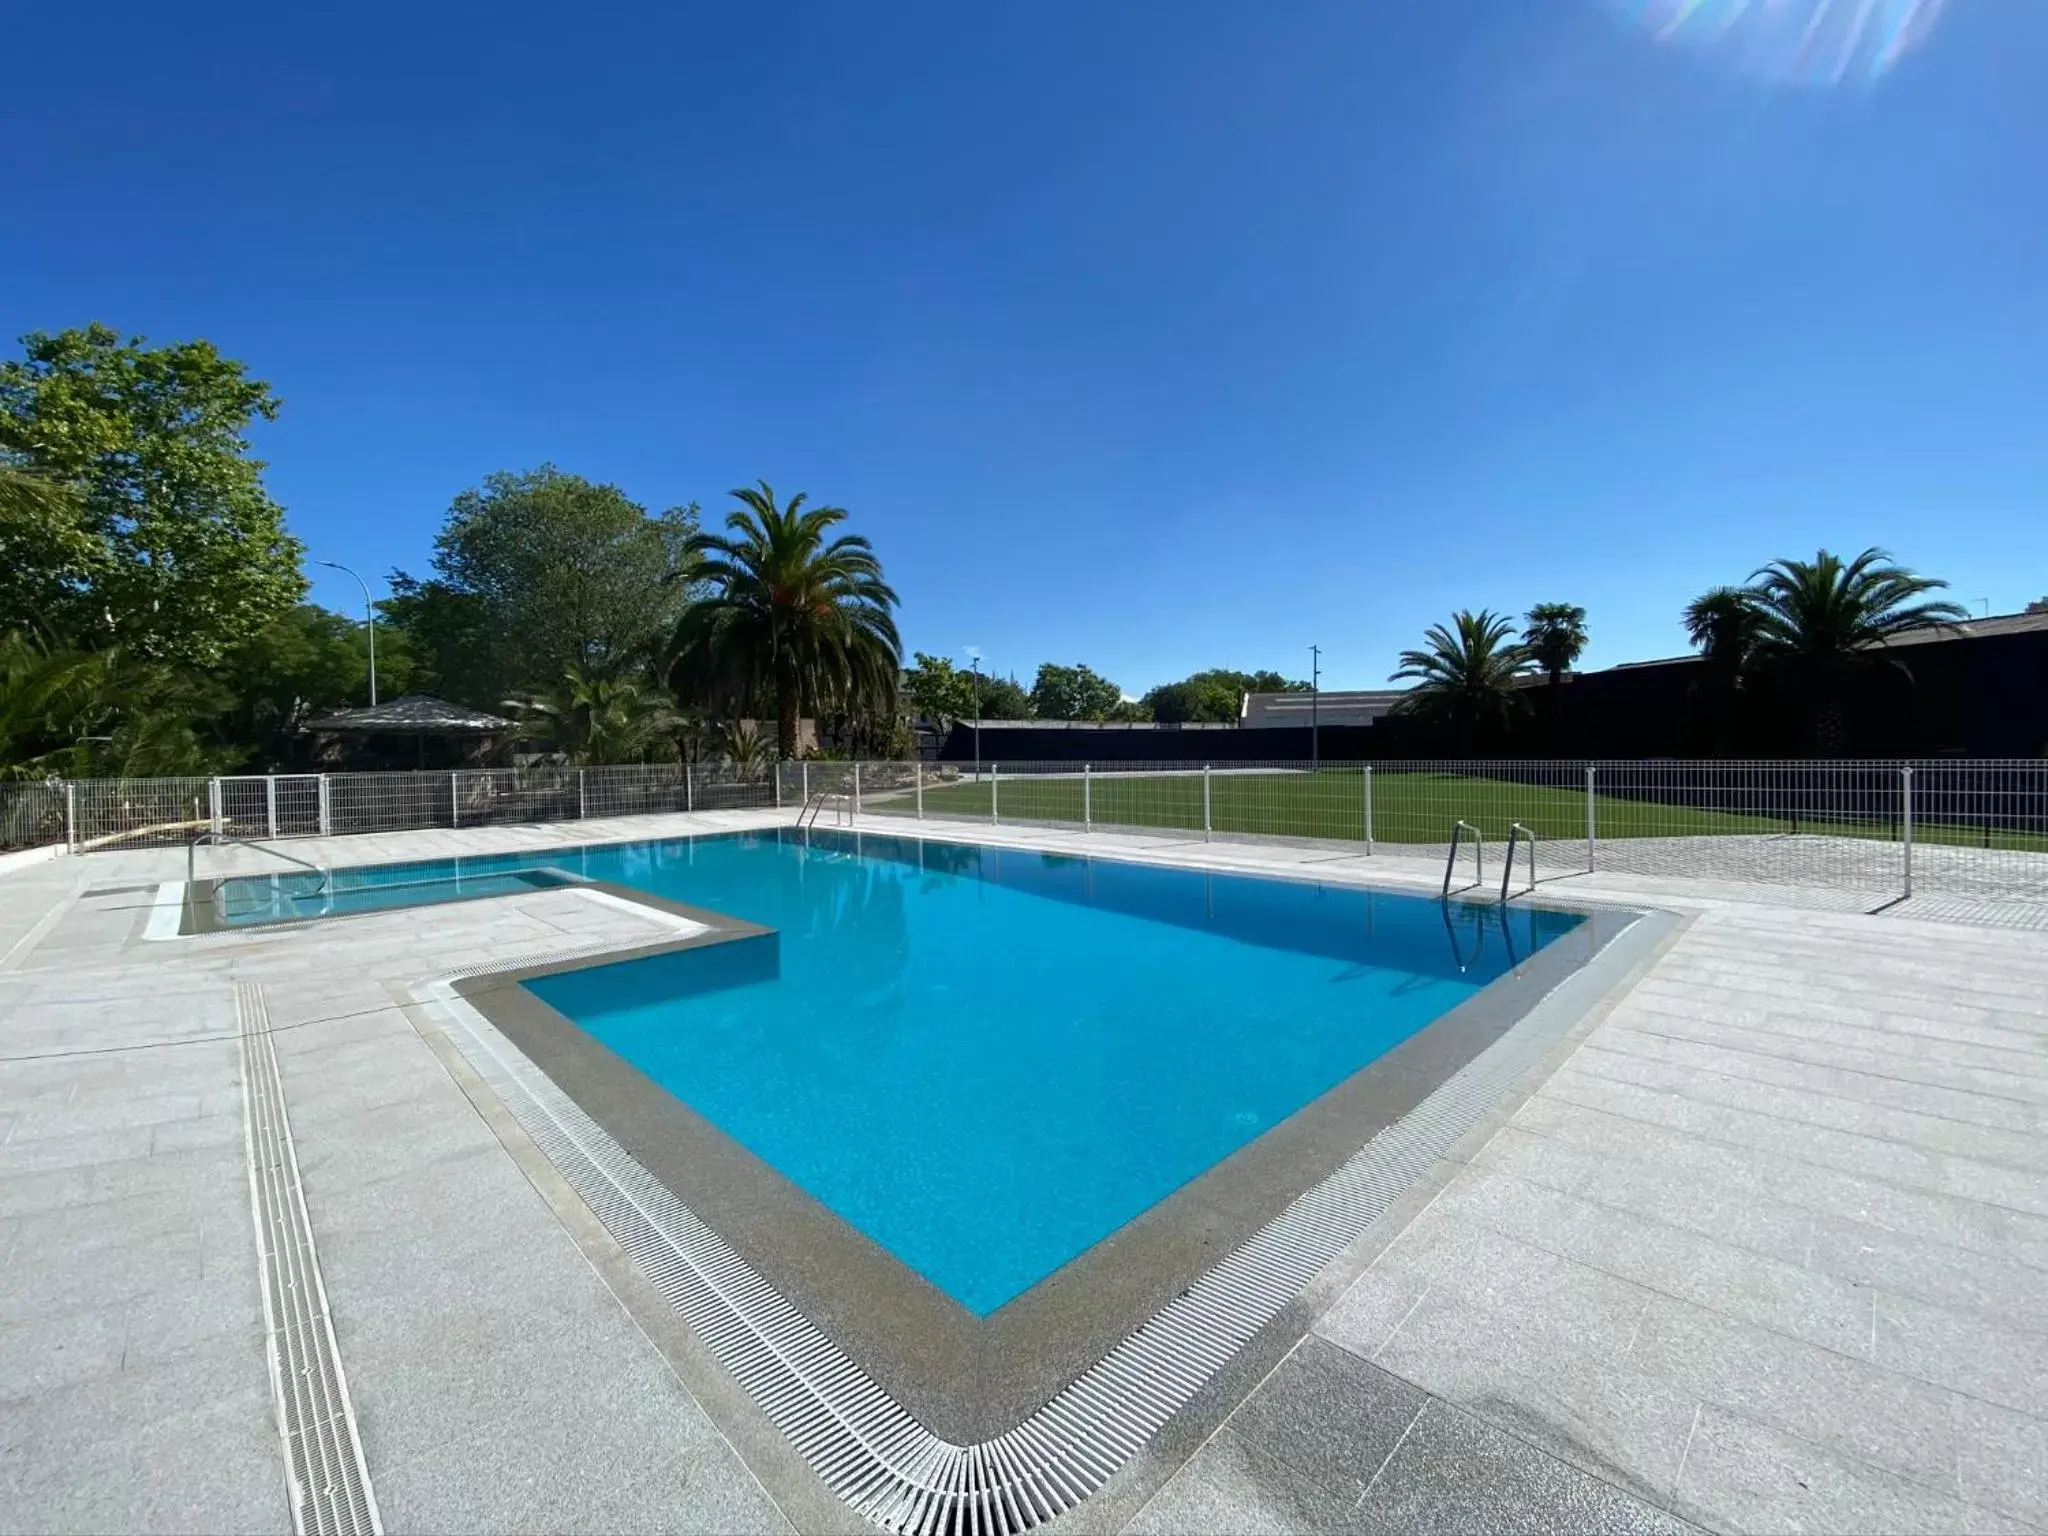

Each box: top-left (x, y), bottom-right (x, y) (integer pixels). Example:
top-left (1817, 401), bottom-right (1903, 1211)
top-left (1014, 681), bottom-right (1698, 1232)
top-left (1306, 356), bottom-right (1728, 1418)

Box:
top-left (227, 828), bottom-right (1582, 1313)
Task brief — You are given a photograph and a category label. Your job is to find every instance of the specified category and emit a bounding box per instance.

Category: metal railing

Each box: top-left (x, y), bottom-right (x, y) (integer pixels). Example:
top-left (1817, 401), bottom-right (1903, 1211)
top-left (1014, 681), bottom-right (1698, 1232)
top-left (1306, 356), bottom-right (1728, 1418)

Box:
top-left (830, 758), bottom-right (2048, 908)
top-left (1443, 821), bottom-right (1482, 899)
top-left (188, 831), bottom-right (330, 894)
top-left (14, 757), bottom-right (2048, 909)
top-left (1502, 822), bottom-right (1536, 903)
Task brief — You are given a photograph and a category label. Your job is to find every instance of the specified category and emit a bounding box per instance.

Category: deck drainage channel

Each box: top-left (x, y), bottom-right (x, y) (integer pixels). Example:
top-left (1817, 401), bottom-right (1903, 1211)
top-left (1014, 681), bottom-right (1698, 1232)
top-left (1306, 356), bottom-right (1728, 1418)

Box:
top-left (237, 982), bottom-right (383, 1536)
top-left (422, 913), bottom-right (1658, 1536)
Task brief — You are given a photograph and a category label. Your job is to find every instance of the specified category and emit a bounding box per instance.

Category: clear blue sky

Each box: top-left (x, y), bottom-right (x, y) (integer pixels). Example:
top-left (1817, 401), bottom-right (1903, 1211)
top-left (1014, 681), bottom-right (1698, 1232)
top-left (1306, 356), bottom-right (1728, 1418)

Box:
top-left (5, 1), bottom-right (2041, 692)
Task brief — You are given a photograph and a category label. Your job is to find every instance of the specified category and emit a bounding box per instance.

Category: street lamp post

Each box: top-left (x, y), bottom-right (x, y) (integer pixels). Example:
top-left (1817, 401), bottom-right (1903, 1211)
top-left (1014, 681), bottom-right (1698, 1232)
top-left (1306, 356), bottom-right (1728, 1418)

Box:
top-left (1309, 643), bottom-right (1321, 768)
top-left (317, 560), bottom-right (379, 706)
top-left (968, 649), bottom-right (983, 782)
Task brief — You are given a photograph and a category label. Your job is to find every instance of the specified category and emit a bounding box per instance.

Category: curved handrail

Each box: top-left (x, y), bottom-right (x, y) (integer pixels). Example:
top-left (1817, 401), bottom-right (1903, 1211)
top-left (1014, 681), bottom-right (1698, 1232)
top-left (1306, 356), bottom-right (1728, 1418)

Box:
top-left (1442, 820), bottom-right (1482, 898)
top-left (188, 831), bottom-right (330, 895)
top-left (1501, 822), bottom-right (1536, 903)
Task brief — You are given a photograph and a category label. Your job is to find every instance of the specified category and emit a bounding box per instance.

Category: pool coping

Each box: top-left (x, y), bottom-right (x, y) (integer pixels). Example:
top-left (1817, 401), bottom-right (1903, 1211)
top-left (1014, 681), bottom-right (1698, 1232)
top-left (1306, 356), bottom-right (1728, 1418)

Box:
top-left (397, 825), bottom-right (1677, 1533)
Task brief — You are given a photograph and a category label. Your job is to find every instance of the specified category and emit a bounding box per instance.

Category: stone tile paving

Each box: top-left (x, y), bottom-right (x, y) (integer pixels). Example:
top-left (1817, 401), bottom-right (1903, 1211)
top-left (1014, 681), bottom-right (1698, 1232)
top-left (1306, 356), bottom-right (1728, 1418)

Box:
top-left (1, 809), bottom-right (2044, 1534)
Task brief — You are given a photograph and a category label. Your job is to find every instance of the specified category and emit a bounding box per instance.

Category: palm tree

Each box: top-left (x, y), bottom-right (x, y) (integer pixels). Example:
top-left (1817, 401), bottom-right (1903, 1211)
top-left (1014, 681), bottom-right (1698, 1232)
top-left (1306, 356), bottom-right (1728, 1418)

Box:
top-left (1682, 586), bottom-right (1762, 756)
top-left (1743, 548), bottom-right (1967, 752)
top-left (1522, 603), bottom-right (1587, 737)
top-left (506, 665), bottom-right (678, 765)
top-left (1389, 609), bottom-right (1533, 746)
top-left (668, 483), bottom-right (900, 759)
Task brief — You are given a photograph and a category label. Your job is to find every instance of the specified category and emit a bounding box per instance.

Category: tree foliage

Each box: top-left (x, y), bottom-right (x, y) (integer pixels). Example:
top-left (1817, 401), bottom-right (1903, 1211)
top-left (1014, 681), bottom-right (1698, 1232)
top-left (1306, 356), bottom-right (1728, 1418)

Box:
top-left (1742, 548), bottom-right (1965, 750)
top-left (0, 324), bottom-right (304, 664)
top-left (1388, 610), bottom-right (1531, 743)
top-left (667, 482), bottom-right (899, 758)
top-left (973, 674), bottom-right (1034, 720)
top-left (1029, 662), bottom-right (1123, 721)
top-left (1522, 603), bottom-right (1588, 690)
top-left (903, 652), bottom-right (979, 725)
top-left (1141, 668), bottom-right (1302, 724)
top-left (387, 466), bottom-right (697, 705)
top-left (505, 665), bottom-right (678, 765)
top-left (214, 605), bottom-right (412, 769)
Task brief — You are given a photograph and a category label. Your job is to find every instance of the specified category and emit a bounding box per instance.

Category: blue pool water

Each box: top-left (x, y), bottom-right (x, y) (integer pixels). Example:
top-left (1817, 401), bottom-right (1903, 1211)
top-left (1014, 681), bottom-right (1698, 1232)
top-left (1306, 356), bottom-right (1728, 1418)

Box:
top-left (219, 831), bottom-right (1581, 1313)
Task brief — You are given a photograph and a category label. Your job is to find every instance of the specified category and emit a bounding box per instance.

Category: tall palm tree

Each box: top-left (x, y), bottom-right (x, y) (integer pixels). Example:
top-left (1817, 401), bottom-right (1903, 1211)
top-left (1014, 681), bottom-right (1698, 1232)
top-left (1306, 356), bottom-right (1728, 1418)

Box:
top-left (1744, 548), bottom-right (1967, 752)
top-left (1522, 603), bottom-right (1587, 736)
top-left (668, 483), bottom-right (900, 759)
top-left (1389, 610), bottom-right (1532, 746)
top-left (1682, 586), bottom-right (1762, 756)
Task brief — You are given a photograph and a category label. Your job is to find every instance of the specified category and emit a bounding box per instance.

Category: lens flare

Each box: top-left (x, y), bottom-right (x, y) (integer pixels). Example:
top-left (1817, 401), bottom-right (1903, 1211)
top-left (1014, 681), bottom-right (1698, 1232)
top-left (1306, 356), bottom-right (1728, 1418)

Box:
top-left (1612, 0), bottom-right (1949, 84)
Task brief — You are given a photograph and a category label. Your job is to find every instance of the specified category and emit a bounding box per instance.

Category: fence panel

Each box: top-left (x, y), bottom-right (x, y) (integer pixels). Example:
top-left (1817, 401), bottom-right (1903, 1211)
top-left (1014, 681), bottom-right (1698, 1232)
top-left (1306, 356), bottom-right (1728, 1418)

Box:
top-left (0, 782), bottom-right (68, 851)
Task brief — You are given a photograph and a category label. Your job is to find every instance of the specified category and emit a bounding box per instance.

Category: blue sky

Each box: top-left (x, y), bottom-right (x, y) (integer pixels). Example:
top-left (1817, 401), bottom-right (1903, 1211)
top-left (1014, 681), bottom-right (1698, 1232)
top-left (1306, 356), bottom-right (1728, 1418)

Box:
top-left (4, 1), bottom-right (2041, 692)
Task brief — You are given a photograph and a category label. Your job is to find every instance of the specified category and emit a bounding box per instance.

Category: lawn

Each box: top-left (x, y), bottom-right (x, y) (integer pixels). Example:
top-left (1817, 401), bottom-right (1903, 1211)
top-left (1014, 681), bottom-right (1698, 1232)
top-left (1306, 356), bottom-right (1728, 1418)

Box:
top-left (873, 768), bottom-right (2048, 853)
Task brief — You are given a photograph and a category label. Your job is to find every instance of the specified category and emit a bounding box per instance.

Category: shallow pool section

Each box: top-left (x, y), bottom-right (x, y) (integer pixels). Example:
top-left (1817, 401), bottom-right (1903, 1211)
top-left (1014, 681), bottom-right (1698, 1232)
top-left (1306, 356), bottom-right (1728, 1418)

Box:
top-left (473, 829), bottom-right (1582, 1315)
top-left (213, 861), bottom-right (584, 926)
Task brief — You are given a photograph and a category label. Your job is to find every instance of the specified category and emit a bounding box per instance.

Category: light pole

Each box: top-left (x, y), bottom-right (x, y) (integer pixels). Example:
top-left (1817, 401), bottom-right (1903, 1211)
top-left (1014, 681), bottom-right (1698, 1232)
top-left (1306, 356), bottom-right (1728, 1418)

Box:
top-left (967, 647), bottom-right (983, 782)
top-left (318, 560), bottom-right (379, 706)
top-left (1309, 643), bottom-right (1321, 768)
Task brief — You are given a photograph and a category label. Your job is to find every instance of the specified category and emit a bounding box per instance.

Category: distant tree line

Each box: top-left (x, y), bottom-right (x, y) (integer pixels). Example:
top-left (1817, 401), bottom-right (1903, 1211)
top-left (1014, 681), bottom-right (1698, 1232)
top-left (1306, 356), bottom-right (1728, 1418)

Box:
top-left (2, 324), bottom-right (905, 779)
top-left (1385, 552), bottom-right (1968, 755)
top-left (902, 657), bottom-right (1308, 728)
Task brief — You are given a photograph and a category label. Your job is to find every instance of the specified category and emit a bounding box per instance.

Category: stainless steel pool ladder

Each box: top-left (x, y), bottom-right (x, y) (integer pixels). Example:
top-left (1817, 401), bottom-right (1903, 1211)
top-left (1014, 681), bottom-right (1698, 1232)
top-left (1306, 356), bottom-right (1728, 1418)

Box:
top-left (1442, 820), bottom-right (1482, 898)
top-left (796, 791), bottom-right (854, 831)
top-left (1500, 822), bottom-right (1536, 902)
top-left (187, 831), bottom-right (330, 896)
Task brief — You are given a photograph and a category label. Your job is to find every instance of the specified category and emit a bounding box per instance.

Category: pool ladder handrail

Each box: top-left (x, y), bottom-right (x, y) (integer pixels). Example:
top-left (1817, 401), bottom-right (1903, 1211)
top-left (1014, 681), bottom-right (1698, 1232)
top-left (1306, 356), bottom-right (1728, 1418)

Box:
top-left (187, 830), bottom-right (330, 896)
top-left (796, 791), bottom-right (854, 831)
top-left (1442, 820), bottom-right (1482, 899)
top-left (1500, 822), bottom-right (1536, 903)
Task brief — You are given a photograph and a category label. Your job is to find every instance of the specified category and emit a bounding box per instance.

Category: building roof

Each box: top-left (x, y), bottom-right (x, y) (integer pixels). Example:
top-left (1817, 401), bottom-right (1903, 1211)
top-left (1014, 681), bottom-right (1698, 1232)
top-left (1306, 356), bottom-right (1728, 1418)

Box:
top-left (1241, 690), bottom-right (1408, 727)
top-left (303, 694), bottom-right (514, 735)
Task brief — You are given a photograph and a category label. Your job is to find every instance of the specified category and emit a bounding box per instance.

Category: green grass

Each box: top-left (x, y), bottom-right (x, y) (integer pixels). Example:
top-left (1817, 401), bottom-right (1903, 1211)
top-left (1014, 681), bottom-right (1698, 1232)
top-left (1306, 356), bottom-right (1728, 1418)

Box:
top-left (879, 769), bottom-right (2048, 854)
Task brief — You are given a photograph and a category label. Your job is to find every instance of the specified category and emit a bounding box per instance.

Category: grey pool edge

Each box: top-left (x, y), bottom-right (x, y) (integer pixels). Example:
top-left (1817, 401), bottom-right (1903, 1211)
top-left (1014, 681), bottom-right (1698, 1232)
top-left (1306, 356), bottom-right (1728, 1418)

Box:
top-left (395, 859), bottom-right (1682, 1536)
top-left (452, 895), bottom-right (1637, 1443)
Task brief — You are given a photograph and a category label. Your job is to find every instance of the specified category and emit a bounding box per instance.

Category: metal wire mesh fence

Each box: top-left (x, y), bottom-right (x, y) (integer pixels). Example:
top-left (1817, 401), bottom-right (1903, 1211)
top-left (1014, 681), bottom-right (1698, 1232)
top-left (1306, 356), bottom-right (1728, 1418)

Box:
top-left (17, 757), bottom-right (2048, 906)
top-left (842, 759), bottom-right (2048, 905)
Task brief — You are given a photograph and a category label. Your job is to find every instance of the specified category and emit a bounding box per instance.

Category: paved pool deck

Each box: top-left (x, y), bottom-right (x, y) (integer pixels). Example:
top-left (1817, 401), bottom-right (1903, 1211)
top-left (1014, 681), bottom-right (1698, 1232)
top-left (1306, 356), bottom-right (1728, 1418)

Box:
top-left (1, 810), bottom-right (2043, 1534)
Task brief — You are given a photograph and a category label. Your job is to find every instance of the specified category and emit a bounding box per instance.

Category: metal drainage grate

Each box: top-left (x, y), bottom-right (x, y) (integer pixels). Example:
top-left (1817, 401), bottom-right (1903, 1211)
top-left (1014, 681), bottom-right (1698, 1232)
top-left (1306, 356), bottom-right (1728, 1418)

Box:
top-left (422, 930), bottom-right (1621, 1536)
top-left (238, 982), bottom-right (383, 1536)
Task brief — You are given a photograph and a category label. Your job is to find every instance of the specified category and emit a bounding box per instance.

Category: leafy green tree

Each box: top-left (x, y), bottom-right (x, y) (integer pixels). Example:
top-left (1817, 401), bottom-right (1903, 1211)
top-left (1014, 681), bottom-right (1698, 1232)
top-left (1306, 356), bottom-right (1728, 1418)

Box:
top-left (1030, 662), bottom-right (1123, 721)
top-left (388, 466), bottom-right (697, 705)
top-left (0, 324), bottom-right (304, 664)
top-left (1682, 586), bottom-right (1762, 755)
top-left (714, 719), bottom-right (774, 776)
top-left (1522, 604), bottom-right (1588, 693)
top-left (1388, 610), bottom-right (1532, 746)
top-left (505, 665), bottom-right (679, 765)
top-left (903, 652), bottom-right (979, 725)
top-left (1743, 548), bottom-right (1966, 752)
top-left (214, 605), bottom-right (413, 769)
top-left (1141, 668), bottom-right (1308, 724)
top-left (973, 674), bottom-right (1034, 720)
top-left (668, 482), bottom-right (900, 758)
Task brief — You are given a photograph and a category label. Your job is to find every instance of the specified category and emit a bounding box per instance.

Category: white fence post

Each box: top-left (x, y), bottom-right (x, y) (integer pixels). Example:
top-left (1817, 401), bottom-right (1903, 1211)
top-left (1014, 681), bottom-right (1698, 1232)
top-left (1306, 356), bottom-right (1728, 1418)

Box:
top-left (317, 774), bottom-right (331, 836)
top-left (1083, 763), bottom-right (1091, 832)
top-left (915, 765), bottom-right (924, 820)
top-left (65, 783), bottom-right (77, 854)
top-left (1585, 763), bottom-right (1597, 873)
top-left (450, 771), bottom-right (460, 828)
top-left (801, 761), bottom-right (810, 808)
top-left (774, 763), bottom-right (783, 810)
top-left (1901, 763), bottom-right (1915, 899)
top-left (1363, 764), bottom-right (1374, 854)
top-left (578, 768), bottom-right (588, 820)
top-left (208, 778), bottom-right (223, 837)
top-left (852, 762), bottom-right (861, 818)
top-left (685, 762), bottom-right (694, 813)
top-left (991, 764), bottom-right (1000, 825)
top-left (1203, 764), bottom-right (1212, 841)
top-left (264, 775), bottom-right (278, 839)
